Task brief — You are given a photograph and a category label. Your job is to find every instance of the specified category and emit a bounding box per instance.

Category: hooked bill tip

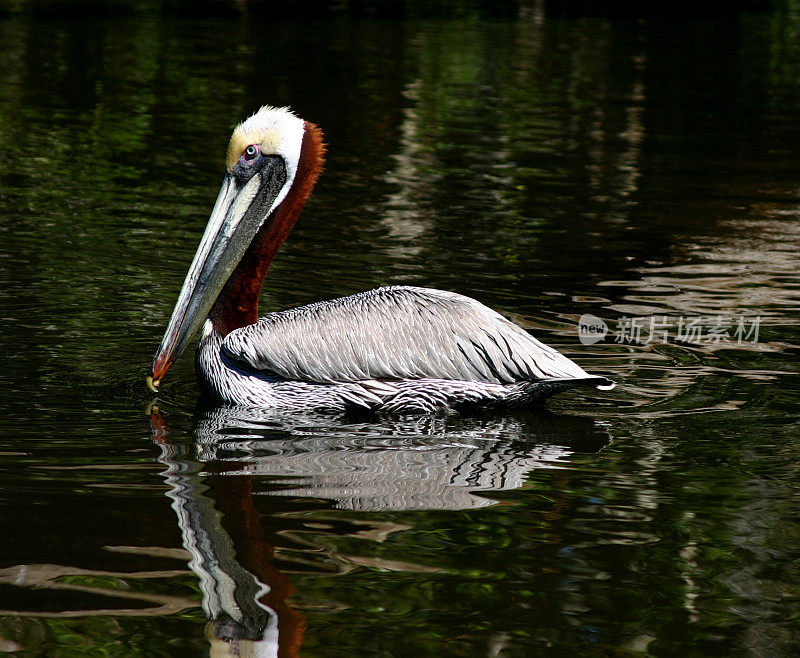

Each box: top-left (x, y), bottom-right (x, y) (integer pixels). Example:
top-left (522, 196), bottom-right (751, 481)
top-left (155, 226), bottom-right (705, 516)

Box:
top-left (146, 375), bottom-right (160, 393)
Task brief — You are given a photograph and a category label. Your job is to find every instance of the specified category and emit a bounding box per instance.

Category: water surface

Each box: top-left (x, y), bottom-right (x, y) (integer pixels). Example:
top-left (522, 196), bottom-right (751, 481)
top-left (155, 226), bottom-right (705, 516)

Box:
top-left (1, 7), bottom-right (799, 656)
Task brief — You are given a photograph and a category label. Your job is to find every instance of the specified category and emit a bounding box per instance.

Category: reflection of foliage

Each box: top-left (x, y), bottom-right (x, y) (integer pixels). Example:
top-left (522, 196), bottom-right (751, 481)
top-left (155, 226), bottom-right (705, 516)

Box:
top-left (0, 560), bottom-right (204, 655)
top-left (1, 0), bottom-right (521, 17)
top-left (1, 4), bottom-right (800, 657)
top-left (0, 614), bottom-right (207, 655)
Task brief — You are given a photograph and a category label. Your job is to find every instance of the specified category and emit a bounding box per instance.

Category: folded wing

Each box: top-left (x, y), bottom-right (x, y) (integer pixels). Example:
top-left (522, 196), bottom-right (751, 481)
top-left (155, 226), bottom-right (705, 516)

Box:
top-left (222, 286), bottom-right (592, 385)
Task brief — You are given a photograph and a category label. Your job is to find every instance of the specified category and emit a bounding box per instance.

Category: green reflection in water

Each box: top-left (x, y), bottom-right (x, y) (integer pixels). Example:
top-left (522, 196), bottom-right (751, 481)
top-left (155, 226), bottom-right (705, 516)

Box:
top-left (0, 5), bottom-right (799, 657)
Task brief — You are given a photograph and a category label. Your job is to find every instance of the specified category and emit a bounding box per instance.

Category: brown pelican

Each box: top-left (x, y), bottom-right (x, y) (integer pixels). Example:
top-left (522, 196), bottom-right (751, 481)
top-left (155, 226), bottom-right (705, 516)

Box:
top-left (147, 106), bottom-right (614, 412)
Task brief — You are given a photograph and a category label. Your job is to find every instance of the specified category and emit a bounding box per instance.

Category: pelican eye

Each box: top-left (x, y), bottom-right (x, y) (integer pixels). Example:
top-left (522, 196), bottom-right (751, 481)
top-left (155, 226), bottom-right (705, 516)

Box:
top-left (241, 144), bottom-right (261, 164)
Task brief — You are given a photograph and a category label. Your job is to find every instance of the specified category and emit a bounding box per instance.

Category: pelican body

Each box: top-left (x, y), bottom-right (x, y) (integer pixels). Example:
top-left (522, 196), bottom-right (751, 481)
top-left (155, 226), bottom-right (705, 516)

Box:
top-left (147, 106), bottom-right (613, 413)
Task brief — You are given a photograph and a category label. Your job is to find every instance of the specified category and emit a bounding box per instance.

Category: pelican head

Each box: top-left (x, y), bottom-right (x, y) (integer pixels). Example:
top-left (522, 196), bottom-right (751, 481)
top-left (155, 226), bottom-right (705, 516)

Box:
top-left (147, 106), bottom-right (325, 391)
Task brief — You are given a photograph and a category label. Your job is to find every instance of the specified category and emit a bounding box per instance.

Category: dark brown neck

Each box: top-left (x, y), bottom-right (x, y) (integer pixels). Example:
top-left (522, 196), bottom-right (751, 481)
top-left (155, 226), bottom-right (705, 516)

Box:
top-left (205, 469), bottom-right (306, 656)
top-left (210, 122), bottom-right (326, 336)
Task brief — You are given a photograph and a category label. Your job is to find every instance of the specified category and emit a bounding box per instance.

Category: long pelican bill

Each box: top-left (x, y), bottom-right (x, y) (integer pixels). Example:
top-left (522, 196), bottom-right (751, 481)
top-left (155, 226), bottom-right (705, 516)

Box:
top-left (147, 157), bottom-right (288, 390)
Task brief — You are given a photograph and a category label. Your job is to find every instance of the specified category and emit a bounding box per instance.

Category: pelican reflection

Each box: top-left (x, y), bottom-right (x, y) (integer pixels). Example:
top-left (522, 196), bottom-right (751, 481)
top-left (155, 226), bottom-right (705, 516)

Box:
top-left (152, 405), bottom-right (610, 655)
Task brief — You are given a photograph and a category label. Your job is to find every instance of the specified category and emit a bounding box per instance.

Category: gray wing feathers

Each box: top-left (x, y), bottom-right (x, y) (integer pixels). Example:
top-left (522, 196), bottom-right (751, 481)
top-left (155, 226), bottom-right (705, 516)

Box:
top-left (222, 286), bottom-right (590, 385)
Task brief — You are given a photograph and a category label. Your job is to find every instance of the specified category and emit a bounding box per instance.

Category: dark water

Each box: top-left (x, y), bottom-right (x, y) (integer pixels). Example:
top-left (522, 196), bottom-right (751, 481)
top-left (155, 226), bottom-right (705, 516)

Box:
top-left (1, 6), bottom-right (800, 656)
